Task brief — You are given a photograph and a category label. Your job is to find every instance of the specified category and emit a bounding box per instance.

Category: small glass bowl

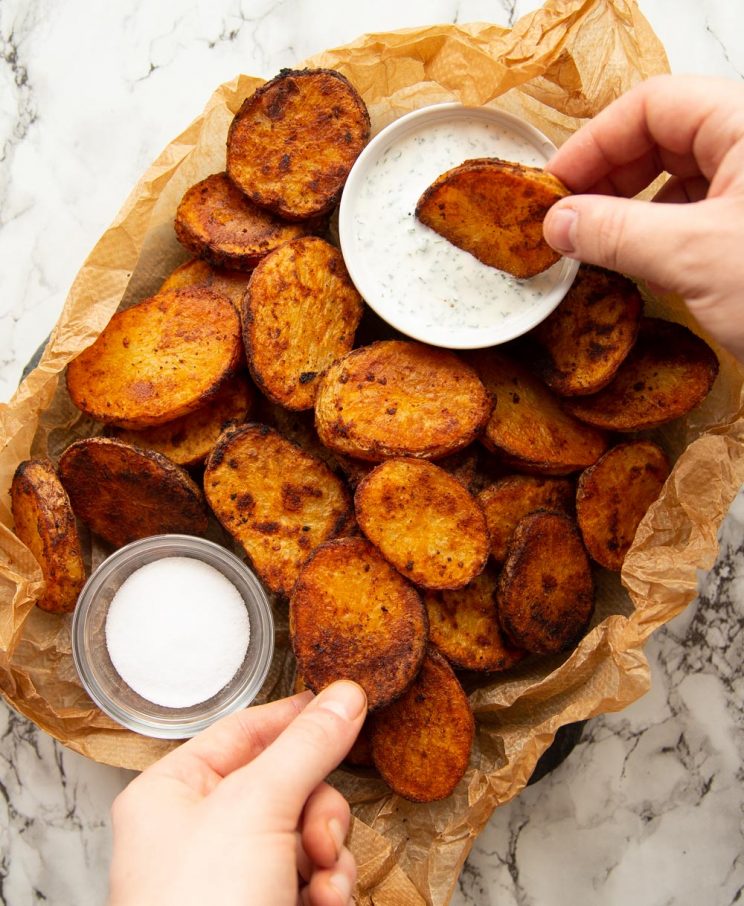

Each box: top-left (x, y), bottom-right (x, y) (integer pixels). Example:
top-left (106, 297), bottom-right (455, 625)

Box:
top-left (72, 534), bottom-right (274, 739)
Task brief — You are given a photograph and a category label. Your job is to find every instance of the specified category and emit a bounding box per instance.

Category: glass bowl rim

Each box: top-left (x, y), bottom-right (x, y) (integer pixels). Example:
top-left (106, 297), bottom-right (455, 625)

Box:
top-left (71, 534), bottom-right (275, 739)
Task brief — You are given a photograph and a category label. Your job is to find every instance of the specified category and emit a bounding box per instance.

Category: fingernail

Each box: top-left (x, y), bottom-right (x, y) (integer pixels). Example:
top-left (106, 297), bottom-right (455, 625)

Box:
top-left (318, 681), bottom-right (367, 721)
top-left (330, 871), bottom-right (352, 902)
top-left (545, 206), bottom-right (578, 255)
top-left (328, 817), bottom-right (345, 858)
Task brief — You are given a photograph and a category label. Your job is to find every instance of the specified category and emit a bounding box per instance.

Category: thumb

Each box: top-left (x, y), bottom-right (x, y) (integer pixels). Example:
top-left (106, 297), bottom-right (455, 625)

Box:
top-left (224, 680), bottom-right (367, 826)
top-left (543, 195), bottom-right (705, 293)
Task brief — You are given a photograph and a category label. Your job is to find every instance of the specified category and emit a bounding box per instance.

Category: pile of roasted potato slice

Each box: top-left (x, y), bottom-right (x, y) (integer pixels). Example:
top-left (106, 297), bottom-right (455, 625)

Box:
top-left (11, 67), bottom-right (719, 802)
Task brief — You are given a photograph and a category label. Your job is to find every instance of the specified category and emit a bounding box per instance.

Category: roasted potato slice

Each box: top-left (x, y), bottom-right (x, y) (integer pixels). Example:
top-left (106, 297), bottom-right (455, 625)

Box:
top-left (315, 340), bottom-right (490, 461)
top-left (204, 424), bottom-right (351, 596)
top-left (58, 438), bottom-right (208, 548)
top-left (424, 567), bottom-right (525, 671)
top-left (415, 158), bottom-right (570, 278)
top-left (531, 265), bottom-right (643, 395)
top-left (563, 318), bottom-right (719, 431)
top-left (469, 349), bottom-right (608, 474)
top-left (355, 459), bottom-right (489, 590)
top-left (160, 258), bottom-right (252, 312)
top-left (577, 440), bottom-right (670, 571)
top-left (111, 374), bottom-right (253, 468)
top-left (66, 287), bottom-right (242, 429)
top-left (174, 173), bottom-right (320, 270)
top-left (290, 537), bottom-right (426, 710)
top-left (477, 475), bottom-right (574, 563)
top-left (227, 68), bottom-right (370, 220)
top-left (11, 459), bottom-right (86, 613)
top-left (251, 397), bottom-right (342, 474)
top-left (497, 511), bottom-right (594, 654)
top-left (371, 648), bottom-right (474, 802)
top-left (244, 237), bottom-right (363, 410)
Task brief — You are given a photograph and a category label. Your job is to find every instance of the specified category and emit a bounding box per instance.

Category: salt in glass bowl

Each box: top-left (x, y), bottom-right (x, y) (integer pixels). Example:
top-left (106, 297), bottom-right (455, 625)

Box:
top-left (338, 103), bottom-right (579, 350)
top-left (71, 534), bottom-right (274, 739)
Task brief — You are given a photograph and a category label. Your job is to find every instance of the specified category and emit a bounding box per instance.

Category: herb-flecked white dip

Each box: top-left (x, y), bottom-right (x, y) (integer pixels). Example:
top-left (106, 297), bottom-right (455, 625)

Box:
top-left (345, 111), bottom-right (568, 347)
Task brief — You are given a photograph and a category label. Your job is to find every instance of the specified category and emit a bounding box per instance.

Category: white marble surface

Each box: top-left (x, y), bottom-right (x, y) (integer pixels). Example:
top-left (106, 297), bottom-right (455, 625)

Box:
top-left (0, 1), bottom-right (742, 904)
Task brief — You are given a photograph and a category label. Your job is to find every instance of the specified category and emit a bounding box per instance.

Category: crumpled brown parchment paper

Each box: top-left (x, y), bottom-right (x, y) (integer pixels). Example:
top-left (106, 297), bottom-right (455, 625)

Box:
top-left (1, 2), bottom-right (743, 904)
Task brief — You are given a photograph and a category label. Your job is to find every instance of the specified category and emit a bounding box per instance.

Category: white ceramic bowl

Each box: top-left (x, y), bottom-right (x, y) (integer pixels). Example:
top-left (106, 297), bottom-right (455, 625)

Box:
top-left (339, 103), bottom-right (579, 350)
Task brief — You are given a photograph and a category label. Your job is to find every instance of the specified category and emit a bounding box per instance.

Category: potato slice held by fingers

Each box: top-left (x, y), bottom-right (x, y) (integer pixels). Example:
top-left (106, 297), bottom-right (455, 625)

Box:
top-left (415, 158), bottom-right (570, 278)
top-left (563, 318), bottom-right (719, 431)
top-left (174, 173), bottom-right (321, 270)
top-left (58, 438), bottom-right (209, 549)
top-left (477, 475), bottom-right (574, 564)
top-left (244, 237), bottom-right (363, 410)
top-left (469, 348), bottom-right (608, 474)
top-left (530, 265), bottom-right (643, 396)
top-left (204, 424), bottom-right (351, 596)
top-left (111, 374), bottom-right (253, 468)
top-left (160, 258), bottom-right (253, 312)
top-left (11, 459), bottom-right (86, 614)
top-left (290, 537), bottom-right (427, 710)
top-left (424, 567), bottom-right (525, 672)
top-left (355, 459), bottom-right (489, 590)
top-left (577, 440), bottom-right (670, 571)
top-left (371, 648), bottom-right (474, 802)
top-left (315, 340), bottom-right (490, 462)
top-left (66, 287), bottom-right (243, 429)
top-left (497, 511), bottom-right (594, 655)
top-left (227, 68), bottom-right (370, 220)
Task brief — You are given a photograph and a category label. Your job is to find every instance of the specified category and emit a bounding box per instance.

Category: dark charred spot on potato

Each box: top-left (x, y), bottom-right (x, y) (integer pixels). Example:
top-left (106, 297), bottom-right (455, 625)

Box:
top-left (279, 154), bottom-right (291, 172)
top-left (541, 574), bottom-right (557, 592)
top-left (228, 458), bottom-right (239, 469)
top-left (405, 560), bottom-right (414, 571)
top-left (255, 520), bottom-right (280, 534)
top-left (237, 492), bottom-right (255, 513)
top-left (299, 371), bottom-right (318, 384)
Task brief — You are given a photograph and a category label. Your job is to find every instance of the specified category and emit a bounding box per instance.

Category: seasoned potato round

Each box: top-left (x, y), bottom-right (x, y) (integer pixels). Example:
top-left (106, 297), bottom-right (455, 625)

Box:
top-left (577, 440), bottom-right (670, 571)
top-left (290, 537), bottom-right (427, 710)
top-left (66, 287), bottom-right (242, 429)
top-left (58, 438), bottom-right (208, 549)
top-left (11, 459), bottom-right (86, 613)
top-left (227, 69), bottom-right (370, 220)
top-left (244, 237), bottom-right (363, 410)
top-left (497, 511), bottom-right (594, 654)
top-left (160, 258), bottom-right (252, 312)
top-left (204, 424), bottom-right (351, 596)
top-left (469, 348), bottom-right (608, 474)
top-left (355, 459), bottom-right (489, 590)
top-left (371, 649), bottom-right (474, 802)
top-left (315, 341), bottom-right (491, 462)
top-left (424, 568), bottom-right (525, 671)
top-left (174, 173), bottom-right (320, 270)
top-left (416, 158), bottom-right (570, 278)
top-left (477, 475), bottom-right (574, 563)
top-left (531, 265), bottom-right (643, 396)
top-left (564, 318), bottom-right (719, 431)
top-left (111, 374), bottom-right (253, 468)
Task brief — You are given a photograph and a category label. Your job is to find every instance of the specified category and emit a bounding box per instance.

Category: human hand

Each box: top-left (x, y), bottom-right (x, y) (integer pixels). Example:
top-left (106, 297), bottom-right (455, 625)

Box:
top-left (107, 682), bottom-right (367, 906)
top-left (543, 75), bottom-right (744, 361)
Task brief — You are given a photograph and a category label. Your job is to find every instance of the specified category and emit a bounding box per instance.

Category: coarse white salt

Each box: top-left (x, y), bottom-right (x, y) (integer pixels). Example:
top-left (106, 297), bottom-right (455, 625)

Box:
top-left (105, 557), bottom-right (250, 709)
